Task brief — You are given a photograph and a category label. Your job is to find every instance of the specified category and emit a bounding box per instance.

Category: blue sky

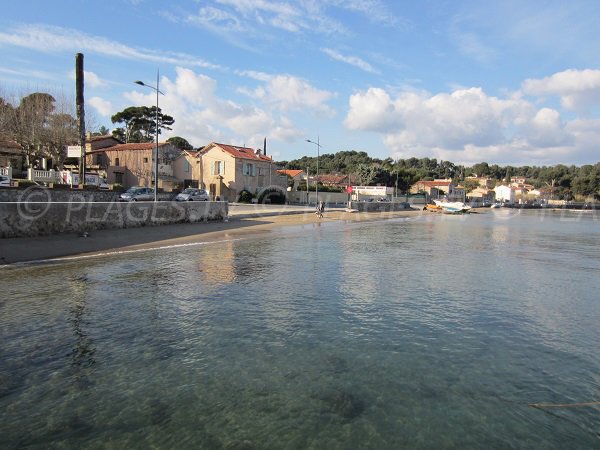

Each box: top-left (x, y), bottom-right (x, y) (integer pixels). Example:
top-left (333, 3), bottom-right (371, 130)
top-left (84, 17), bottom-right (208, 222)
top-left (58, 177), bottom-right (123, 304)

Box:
top-left (1, 0), bottom-right (599, 166)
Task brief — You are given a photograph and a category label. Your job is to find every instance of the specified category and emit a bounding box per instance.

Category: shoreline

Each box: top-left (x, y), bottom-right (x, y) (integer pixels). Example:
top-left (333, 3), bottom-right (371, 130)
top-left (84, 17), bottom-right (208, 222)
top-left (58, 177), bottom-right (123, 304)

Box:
top-left (0, 208), bottom-right (423, 265)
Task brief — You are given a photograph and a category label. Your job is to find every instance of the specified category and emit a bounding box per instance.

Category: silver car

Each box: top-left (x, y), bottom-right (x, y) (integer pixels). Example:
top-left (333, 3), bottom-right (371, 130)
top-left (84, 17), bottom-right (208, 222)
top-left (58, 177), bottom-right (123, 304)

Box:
top-left (119, 187), bottom-right (155, 202)
top-left (175, 188), bottom-right (209, 201)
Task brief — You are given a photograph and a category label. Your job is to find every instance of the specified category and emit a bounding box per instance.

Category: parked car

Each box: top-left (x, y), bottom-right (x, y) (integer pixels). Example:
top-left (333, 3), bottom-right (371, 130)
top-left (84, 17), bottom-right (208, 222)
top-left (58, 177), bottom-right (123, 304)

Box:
top-left (119, 187), bottom-right (154, 201)
top-left (175, 188), bottom-right (209, 201)
top-left (0, 175), bottom-right (11, 187)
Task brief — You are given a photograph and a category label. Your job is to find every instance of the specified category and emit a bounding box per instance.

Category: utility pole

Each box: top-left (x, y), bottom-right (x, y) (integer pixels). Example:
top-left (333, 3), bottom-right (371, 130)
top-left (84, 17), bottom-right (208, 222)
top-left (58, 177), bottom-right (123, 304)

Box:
top-left (75, 53), bottom-right (86, 184)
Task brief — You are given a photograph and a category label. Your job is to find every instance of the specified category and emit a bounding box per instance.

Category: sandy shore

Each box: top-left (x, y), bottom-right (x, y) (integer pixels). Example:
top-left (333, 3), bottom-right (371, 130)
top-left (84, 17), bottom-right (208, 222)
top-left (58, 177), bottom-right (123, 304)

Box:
top-left (0, 208), bottom-right (423, 265)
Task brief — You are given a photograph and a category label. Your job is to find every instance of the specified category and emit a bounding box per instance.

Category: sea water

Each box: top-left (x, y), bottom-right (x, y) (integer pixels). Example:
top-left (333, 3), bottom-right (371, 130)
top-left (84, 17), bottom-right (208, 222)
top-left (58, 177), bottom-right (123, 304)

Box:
top-left (1, 209), bottom-right (598, 448)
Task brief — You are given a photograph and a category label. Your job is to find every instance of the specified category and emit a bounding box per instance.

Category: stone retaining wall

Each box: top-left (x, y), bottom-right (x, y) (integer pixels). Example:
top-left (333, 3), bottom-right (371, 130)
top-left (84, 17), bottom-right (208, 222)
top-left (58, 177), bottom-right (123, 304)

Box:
top-left (349, 201), bottom-right (412, 212)
top-left (0, 187), bottom-right (178, 203)
top-left (0, 200), bottom-right (228, 238)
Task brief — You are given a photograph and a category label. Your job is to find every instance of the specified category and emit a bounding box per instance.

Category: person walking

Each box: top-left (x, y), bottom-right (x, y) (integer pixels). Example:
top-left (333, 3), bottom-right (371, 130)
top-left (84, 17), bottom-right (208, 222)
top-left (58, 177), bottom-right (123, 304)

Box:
top-left (315, 201), bottom-right (325, 218)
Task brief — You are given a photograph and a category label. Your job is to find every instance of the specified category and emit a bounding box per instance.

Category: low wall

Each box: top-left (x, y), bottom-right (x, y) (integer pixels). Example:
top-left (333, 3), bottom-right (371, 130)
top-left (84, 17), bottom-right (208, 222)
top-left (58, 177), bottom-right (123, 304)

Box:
top-left (0, 201), bottom-right (228, 238)
top-left (0, 187), bottom-right (178, 203)
top-left (349, 201), bottom-right (412, 212)
top-left (287, 191), bottom-right (349, 205)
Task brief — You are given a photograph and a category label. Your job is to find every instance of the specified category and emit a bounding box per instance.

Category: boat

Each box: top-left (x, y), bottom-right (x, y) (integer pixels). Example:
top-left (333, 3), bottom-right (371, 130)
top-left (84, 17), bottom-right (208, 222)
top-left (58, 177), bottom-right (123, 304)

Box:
top-left (424, 203), bottom-right (442, 212)
top-left (433, 199), bottom-right (472, 214)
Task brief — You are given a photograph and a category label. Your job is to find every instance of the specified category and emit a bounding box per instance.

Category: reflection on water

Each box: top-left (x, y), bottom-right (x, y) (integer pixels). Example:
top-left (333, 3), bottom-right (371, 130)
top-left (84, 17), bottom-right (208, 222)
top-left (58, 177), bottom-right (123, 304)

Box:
top-left (0, 211), bottom-right (599, 448)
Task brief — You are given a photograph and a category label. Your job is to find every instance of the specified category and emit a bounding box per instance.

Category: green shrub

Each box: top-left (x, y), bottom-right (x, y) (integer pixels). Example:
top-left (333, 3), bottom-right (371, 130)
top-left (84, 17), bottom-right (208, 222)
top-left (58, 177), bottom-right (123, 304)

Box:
top-left (237, 189), bottom-right (254, 203)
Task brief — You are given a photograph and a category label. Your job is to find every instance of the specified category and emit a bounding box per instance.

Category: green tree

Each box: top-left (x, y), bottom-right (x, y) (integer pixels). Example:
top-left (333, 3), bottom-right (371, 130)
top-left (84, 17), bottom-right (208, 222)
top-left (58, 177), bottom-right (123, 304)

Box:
top-left (111, 106), bottom-right (174, 143)
top-left (167, 136), bottom-right (193, 151)
top-left (470, 162), bottom-right (490, 177)
top-left (356, 163), bottom-right (377, 185)
top-left (91, 125), bottom-right (111, 137)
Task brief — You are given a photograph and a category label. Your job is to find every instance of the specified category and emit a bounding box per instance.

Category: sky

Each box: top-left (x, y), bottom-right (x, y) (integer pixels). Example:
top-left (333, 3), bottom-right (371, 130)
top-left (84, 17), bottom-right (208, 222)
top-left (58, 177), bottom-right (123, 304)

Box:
top-left (1, 0), bottom-right (599, 166)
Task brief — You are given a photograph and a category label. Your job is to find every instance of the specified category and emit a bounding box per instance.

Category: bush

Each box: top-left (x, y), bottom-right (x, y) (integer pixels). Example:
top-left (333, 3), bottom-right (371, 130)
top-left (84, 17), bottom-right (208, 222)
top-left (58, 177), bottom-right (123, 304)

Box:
top-left (257, 187), bottom-right (286, 204)
top-left (237, 189), bottom-right (254, 203)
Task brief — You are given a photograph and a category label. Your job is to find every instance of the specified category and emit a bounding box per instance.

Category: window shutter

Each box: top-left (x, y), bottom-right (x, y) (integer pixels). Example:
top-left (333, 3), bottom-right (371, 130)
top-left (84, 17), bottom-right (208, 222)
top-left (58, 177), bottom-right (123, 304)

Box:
top-left (211, 161), bottom-right (215, 175)
top-left (252, 164), bottom-right (256, 176)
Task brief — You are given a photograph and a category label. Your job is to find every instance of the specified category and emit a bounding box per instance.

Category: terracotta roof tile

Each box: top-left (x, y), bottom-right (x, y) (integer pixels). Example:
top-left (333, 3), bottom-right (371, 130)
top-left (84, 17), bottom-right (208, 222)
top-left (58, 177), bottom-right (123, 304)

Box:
top-left (88, 142), bottom-right (169, 153)
top-left (211, 142), bottom-right (272, 161)
top-left (417, 180), bottom-right (452, 187)
top-left (277, 169), bottom-right (303, 178)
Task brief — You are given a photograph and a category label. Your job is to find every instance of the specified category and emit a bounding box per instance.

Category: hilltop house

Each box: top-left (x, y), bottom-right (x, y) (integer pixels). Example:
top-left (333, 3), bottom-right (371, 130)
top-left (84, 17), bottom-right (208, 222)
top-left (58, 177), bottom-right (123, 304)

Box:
top-left (465, 175), bottom-right (495, 189)
top-left (410, 179), bottom-right (454, 199)
top-left (199, 142), bottom-right (286, 201)
top-left (494, 185), bottom-right (517, 204)
top-left (467, 187), bottom-right (496, 206)
top-left (315, 173), bottom-right (351, 189)
top-left (86, 142), bottom-right (181, 190)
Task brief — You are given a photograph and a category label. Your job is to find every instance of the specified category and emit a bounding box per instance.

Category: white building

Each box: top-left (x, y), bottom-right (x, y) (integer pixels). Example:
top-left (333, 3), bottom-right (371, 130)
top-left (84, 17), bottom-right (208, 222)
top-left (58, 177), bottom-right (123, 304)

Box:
top-left (351, 185), bottom-right (394, 201)
top-left (494, 185), bottom-right (516, 204)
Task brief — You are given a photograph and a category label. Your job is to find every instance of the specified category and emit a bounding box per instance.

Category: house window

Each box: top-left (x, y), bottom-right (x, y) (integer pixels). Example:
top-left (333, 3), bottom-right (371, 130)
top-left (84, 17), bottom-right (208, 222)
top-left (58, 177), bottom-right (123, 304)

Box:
top-left (115, 172), bottom-right (123, 184)
top-left (243, 163), bottom-right (256, 176)
top-left (258, 167), bottom-right (265, 176)
top-left (211, 161), bottom-right (224, 175)
top-left (115, 157), bottom-right (120, 166)
top-left (144, 157), bottom-right (149, 163)
top-left (184, 160), bottom-right (191, 173)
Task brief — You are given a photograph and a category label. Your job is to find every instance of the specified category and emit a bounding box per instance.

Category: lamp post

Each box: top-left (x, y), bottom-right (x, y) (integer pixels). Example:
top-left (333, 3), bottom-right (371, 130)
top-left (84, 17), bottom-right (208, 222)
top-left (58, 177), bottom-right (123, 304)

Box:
top-left (135, 70), bottom-right (164, 201)
top-left (306, 137), bottom-right (321, 204)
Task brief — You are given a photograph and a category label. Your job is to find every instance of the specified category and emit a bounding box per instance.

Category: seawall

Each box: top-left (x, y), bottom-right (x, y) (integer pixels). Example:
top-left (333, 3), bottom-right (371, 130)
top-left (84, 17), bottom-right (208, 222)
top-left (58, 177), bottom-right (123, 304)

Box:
top-left (349, 201), bottom-right (412, 212)
top-left (0, 200), bottom-right (228, 238)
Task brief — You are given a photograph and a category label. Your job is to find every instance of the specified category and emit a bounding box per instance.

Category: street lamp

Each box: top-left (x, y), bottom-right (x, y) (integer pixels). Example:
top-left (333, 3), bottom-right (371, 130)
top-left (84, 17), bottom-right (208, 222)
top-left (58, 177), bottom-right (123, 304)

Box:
top-left (135, 70), bottom-right (164, 201)
top-left (306, 137), bottom-right (321, 204)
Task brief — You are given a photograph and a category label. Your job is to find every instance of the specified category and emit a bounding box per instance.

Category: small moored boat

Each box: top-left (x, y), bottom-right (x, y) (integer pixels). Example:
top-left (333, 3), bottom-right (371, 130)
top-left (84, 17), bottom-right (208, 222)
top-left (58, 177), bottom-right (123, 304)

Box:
top-left (433, 200), bottom-right (472, 214)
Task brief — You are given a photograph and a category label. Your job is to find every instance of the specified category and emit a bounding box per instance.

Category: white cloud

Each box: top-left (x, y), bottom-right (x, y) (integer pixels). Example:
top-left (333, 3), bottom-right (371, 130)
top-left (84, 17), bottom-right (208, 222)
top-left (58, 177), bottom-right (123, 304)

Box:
top-left (188, 1), bottom-right (305, 36)
top-left (522, 69), bottom-right (600, 114)
top-left (68, 70), bottom-right (107, 88)
top-left (344, 82), bottom-right (586, 165)
top-left (0, 24), bottom-right (221, 70)
top-left (523, 108), bottom-right (572, 148)
top-left (124, 67), bottom-right (301, 148)
top-left (185, 0), bottom-right (405, 39)
top-left (326, 0), bottom-right (405, 27)
top-left (321, 48), bottom-right (379, 74)
top-left (88, 96), bottom-right (113, 117)
top-left (243, 74), bottom-right (336, 115)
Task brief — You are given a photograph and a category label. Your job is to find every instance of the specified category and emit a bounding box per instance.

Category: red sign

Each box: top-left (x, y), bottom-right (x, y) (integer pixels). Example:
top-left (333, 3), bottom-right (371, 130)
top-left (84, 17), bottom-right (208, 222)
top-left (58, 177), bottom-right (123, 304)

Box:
top-left (346, 186), bottom-right (353, 194)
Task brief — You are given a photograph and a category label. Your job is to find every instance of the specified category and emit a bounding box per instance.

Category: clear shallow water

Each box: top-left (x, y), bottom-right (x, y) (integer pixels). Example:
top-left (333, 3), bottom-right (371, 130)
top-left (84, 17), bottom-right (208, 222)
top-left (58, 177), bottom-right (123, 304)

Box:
top-left (1, 210), bottom-right (599, 449)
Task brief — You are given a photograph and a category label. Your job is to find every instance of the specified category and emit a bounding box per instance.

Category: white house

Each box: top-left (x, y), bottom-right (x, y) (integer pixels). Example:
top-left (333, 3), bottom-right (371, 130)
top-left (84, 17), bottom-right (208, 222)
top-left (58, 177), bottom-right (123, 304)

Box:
top-left (494, 185), bottom-right (516, 204)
